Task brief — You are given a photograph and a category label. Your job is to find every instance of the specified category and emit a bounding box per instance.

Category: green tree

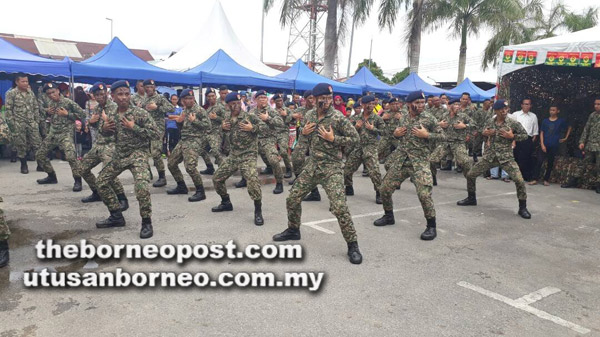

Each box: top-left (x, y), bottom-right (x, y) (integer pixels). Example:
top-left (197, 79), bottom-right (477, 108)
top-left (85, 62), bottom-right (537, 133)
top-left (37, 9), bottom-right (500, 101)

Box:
top-left (390, 67), bottom-right (411, 84)
top-left (564, 7), bottom-right (598, 32)
top-left (355, 59), bottom-right (391, 84)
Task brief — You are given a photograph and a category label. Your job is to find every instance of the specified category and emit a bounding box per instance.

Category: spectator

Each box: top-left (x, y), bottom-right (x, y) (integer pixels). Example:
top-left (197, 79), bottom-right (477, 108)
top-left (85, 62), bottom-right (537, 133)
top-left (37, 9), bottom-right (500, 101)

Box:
top-left (529, 104), bottom-right (571, 186)
top-left (74, 86), bottom-right (88, 109)
top-left (509, 98), bottom-right (539, 181)
top-left (74, 120), bottom-right (88, 160)
top-left (333, 95), bottom-right (347, 116)
top-left (166, 94), bottom-right (182, 155)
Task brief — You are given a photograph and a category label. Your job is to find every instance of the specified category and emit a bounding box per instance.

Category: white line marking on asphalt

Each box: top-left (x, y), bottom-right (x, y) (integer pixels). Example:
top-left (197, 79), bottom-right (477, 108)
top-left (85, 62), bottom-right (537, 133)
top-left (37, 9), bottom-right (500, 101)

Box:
top-left (302, 192), bottom-right (517, 234)
top-left (514, 287), bottom-right (562, 306)
top-left (457, 281), bottom-right (590, 335)
top-left (455, 232), bottom-right (467, 237)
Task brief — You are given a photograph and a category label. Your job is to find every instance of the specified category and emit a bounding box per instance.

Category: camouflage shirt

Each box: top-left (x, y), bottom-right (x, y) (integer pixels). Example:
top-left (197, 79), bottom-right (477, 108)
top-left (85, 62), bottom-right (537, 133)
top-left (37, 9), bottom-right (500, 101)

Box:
top-left (179, 104), bottom-right (211, 141)
top-left (275, 106), bottom-right (294, 133)
top-left (5, 88), bottom-right (39, 123)
top-left (392, 111), bottom-right (446, 163)
top-left (47, 96), bottom-right (84, 136)
top-left (439, 111), bottom-right (474, 143)
top-left (101, 105), bottom-right (160, 159)
top-left (428, 106), bottom-right (447, 121)
top-left (482, 116), bottom-right (528, 163)
top-left (349, 112), bottom-right (385, 147)
top-left (224, 110), bottom-right (263, 158)
top-left (88, 100), bottom-right (118, 146)
top-left (579, 111), bottom-right (600, 152)
top-left (250, 106), bottom-right (284, 140)
top-left (141, 93), bottom-right (174, 131)
top-left (130, 93), bottom-right (145, 108)
top-left (206, 103), bottom-right (228, 134)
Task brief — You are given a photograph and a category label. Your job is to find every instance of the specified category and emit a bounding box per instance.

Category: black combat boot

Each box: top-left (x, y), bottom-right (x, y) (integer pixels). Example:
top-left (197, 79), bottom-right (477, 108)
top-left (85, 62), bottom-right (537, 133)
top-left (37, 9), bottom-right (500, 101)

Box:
top-left (374, 210), bottom-right (395, 226)
top-left (457, 192), bottom-right (477, 206)
top-left (73, 177), bottom-right (83, 192)
top-left (440, 160), bottom-right (452, 171)
top-left (254, 200), bottom-right (264, 226)
top-left (261, 166), bottom-right (273, 175)
top-left (347, 241), bottom-right (363, 265)
top-left (420, 218), bottom-right (437, 241)
top-left (81, 190), bottom-right (102, 203)
top-left (10, 150), bottom-right (17, 163)
top-left (37, 172), bottom-right (58, 184)
top-left (432, 174), bottom-right (437, 186)
top-left (212, 194), bottom-right (233, 212)
top-left (188, 186), bottom-right (206, 202)
top-left (375, 191), bottom-right (382, 204)
top-left (561, 177), bottom-right (578, 188)
top-left (117, 194), bottom-right (129, 212)
top-left (19, 158), bottom-right (29, 174)
top-left (167, 181), bottom-right (188, 195)
top-left (518, 199), bottom-right (531, 219)
top-left (272, 227), bottom-right (300, 241)
top-left (235, 177), bottom-right (247, 188)
top-left (345, 185), bottom-right (354, 196)
top-left (36, 164), bottom-right (44, 172)
top-left (273, 182), bottom-right (284, 194)
top-left (284, 167), bottom-right (292, 178)
top-left (140, 218), bottom-right (153, 239)
top-left (455, 165), bottom-right (463, 173)
top-left (153, 171), bottom-right (167, 187)
top-left (362, 167), bottom-right (369, 177)
top-left (0, 240), bottom-right (9, 268)
top-left (200, 164), bottom-right (215, 175)
top-left (96, 210), bottom-right (125, 228)
top-left (303, 188), bottom-right (321, 201)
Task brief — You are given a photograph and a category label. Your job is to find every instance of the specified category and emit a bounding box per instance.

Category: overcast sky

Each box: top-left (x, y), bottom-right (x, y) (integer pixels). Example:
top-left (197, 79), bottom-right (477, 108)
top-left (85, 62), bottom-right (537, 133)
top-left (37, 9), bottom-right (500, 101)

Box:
top-left (0, 0), bottom-right (591, 83)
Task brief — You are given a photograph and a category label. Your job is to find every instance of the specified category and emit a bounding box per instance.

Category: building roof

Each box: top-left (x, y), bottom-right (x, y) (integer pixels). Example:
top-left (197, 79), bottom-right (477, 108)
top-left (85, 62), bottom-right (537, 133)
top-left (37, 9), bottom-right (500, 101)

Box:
top-left (0, 33), bottom-right (154, 62)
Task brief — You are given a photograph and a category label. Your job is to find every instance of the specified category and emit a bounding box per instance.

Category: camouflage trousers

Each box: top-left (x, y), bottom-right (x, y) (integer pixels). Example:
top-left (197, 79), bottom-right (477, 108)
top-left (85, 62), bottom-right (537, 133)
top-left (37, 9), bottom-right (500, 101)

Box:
top-left (291, 139), bottom-right (308, 176)
top-left (36, 132), bottom-right (80, 178)
top-left (207, 132), bottom-right (224, 166)
top-left (11, 120), bottom-right (41, 158)
top-left (80, 143), bottom-right (125, 195)
top-left (344, 145), bottom-right (382, 191)
top-left (97, 151), bottom-right (152, 218)
top-left (470, 134), bottom-right (484, 156)
top-left (258, 138), bottom-right (283, 183)
top-left (377, 136), bottom-right (395, 162)
top-left (466, 157), bottom-right (527, 200)
top-left (276, 131), bottom-right (292, 170)
top-left (0, 201), bottom-right (9, 241)
top-left (573, 151), bottom-right (600, 180)
top-left (168, 139), bottom-right (204, 188)
top-left (198, 138), bottom-right (213, 167)
top-left (287, 160), bottom-right (357, 243)
top-left (430, 142), bottom-right (474, 191)
top-left (151, 138), bottom-right (165, 173)
top-left (213, 154), bottom-right (261, 201)
top-left (380, 154), bottom-right (436, 219)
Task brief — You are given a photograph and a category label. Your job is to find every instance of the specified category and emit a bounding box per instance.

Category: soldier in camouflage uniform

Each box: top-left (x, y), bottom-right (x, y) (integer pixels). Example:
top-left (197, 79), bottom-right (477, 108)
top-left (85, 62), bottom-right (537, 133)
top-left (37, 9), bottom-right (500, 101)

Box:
top-left (430, 98), bottom-right (474, 187)
top-left (251, 90), bottom-right (285, 194)
top-left (141, 79), bottom-right (174, 187)
top-left (426, 95), bottom-right (446, 181)
top-left (462, 100), bottom-right (531, 218)
top-left (211, 92), bottom-right (265, 225)
top-left (130, 80), bottom-right (146, 108)
top-left (378, 98), bottom-right (399, 163)
top-left (203, 88), bottom-right (228, 173)
top-left (95, 80), bottom-right (160, 239)
top-left (470, 98), bottom-right (493, 161)
top-left (344, 95), bottom-right (384, 204)
top-left (35, 83), bottom-right (84, 192)
top-left (273, 83), bottom-right (363, 265)
top-left (273, 94), bottom-right (293, 178)
top-left (561, 98), bottom-right (600, 193)
top-left (374, 91), bottom-right (446, 241)
top-left (37, 85), bottom-right (51, 140)
top-left (0, 197), bottom-right (9, 268)
top-left (4, 74), bottom-right (41, 174)
top-left (79, 82), bottom-right (128, 210)
top-left (166, 89), bottom-right (211, 202)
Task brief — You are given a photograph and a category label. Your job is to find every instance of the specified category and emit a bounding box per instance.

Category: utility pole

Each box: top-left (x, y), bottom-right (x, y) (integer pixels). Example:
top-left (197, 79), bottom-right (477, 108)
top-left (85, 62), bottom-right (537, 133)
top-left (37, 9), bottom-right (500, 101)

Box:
top-left (105, 18), bottom-right (113, 40)
top-left (368, 38), bottom-right (373, 69)
top-left (260, 9), bottom-right (265, 62)
top-left (346, 14), bottom-right (356, 78)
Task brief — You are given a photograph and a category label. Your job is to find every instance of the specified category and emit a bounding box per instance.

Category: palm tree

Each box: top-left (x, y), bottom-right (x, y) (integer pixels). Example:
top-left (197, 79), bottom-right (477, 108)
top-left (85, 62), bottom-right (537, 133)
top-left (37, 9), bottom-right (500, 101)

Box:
top-left (535, 1), bottom-right (567, 39)
top-left (425, 0), bottom-right (522, 83)
top-left (564, 7), bottom-right (599, 32)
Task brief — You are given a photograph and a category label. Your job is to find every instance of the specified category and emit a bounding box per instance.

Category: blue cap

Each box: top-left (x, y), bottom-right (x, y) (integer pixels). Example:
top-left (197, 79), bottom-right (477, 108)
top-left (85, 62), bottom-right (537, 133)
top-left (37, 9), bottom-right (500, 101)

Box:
top-left (406, 90), bottom-right (425, 103)
top-left (225, 92), bottom-right (241, 103)
top-left (388, 97), bottom-right (399, 103)
top-left (90, 82), bottom-right (106, 94)
top-left (111, 80), bottom-right (130, 92)
top-left (205, 88), bottom-right (216, 96)
top-left (302, 90), bottom-right (313, 98)
top-left (272, 94), bottom-right (283, 100)
top-left (143, 79), bottom-right (155, 86)
top-left (254, 90), bottom-right (267, 98)
top-left (361, 95), bottom-right (375, 104)
top-left (240, 90), bottom-right (247, 96)
top-left (449, 98), bottom-right (460, 105)
top-left (179, 89), bottom-right (194, 99)
top-left (492, 99), bottom-right (509, 110)
top-left (43, 82), bottom-right (56, 92)
top-left (312, 83), bottom-right (333, 96)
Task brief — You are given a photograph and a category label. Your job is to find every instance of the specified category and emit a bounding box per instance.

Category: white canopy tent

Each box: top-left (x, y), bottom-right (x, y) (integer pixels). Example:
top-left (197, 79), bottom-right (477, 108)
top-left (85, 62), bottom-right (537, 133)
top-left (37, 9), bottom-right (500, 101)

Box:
top-left (498, 25), bottom-right (600, 78)
top-left (157, 1), bottom-right (281, 77)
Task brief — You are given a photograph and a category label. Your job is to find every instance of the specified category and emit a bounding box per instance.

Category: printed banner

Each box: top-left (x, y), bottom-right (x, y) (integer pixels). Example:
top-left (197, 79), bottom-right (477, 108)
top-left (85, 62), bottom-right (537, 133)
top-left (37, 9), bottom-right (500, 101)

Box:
top-left (502, 50), bottom-right (514, 63)
top-left (556, 52), bottom-right (569, 66)
top-left (565, 52), bottom-right (580, 66)
top-left (515, 51), bottom-right (527, 65)
top-left (580, 53), bottom-right (594, 67)
top-left (595, 53), bottom-right (600, 68)
top-left (545, 51), bottom-right (558, 65)
top-left (525, 51), bottom-right (537, 65)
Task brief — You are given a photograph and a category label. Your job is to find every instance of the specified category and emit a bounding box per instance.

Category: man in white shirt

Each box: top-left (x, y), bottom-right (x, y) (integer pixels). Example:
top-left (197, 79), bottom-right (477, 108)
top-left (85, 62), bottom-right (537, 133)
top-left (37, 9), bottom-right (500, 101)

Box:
top-left (508, 98), bottom-right (538, 181)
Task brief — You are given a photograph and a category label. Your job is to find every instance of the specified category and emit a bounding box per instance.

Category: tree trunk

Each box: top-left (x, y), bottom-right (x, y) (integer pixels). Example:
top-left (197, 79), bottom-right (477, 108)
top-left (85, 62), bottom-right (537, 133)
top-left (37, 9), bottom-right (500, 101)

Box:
top-left (457, 21), bottom-right (468, 83)
top-left (323, 0), bottom-right (338, 78)
top-left (408, 0), bottom-right (423, 73)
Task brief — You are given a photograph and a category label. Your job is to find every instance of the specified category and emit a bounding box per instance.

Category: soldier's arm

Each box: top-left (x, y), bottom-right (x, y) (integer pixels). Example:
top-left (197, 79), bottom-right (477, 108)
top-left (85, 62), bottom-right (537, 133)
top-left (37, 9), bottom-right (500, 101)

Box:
top-left (249, 115), bottom-right (261, 134)
top-left (192, 109), bottom-right (211, 131)
top-left (511, 120), bottom-right (528, 142)
top-left (159, 97), bottom-right (175, 116)
top-left (578, 114), bottom-right (594, 145)
top-left (427, 116), bottom-right (446, 141)
top-left (31, 93), bottom-right (41, 124)
top-left (264, 111), bottom-right (284, 130)
top-left (371, 116), bottom-right (384, 135)
top-left (68, 100), bottom-right (84, 121)
top-left (333, 117), bottom-right (359, 147)
top-left (132, 111), bottom-right (160, 140)
top-left (4, 91), bottom-right (14, 122)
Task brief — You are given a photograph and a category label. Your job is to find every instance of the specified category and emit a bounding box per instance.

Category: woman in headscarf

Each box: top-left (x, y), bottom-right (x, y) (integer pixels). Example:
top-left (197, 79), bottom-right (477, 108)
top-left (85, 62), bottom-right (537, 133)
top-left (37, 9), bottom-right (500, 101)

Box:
top-left (333, 95), bottom-right (347, 116)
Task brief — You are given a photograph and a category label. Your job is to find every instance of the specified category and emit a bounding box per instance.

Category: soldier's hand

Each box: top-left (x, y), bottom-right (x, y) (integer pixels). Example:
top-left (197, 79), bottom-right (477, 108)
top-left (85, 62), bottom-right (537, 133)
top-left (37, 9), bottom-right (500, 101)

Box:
top-left (239, 120), bottom-right (253, 132)
top-left (259, 111), bottom-right (269, 122)
top-left (498, 127), bottom-right (514, 139)
top-left (482, 128), bottom-right (495, 137)
top-left (382, 112), bottom-right (391, 120)
top-left (222, 121), bottom-right (231, 131)
top-left (355, 120), bottom-right (363, 129)
top-left (439, 120), bottom-right (448, 129)
top-left (89, 112), bottom-right (100, 123)
top-left (176, 111), bottom-right (186, 123)
top-left (279, 109), bottom-right (287, 117)
top-left (511, 140), bottom-right (516, 149)
top-left (302, 122), bottom-right (316, 135)
top-left (393, 126), bottom-right (407, 137)
top-left (47, 107), bottom-right (56, 115)
top-left (120, 116), bottom-right (135, 129)
top-left (453, 121), bottom-right (467, 129)
top-left (411, 124), bottom-right (429, 139)
top-left (57, 107), bottom-right (68, 116)
top-left (394, 112), bottom-right (402, 120)
top-left (292, 112), bottom-right (302, 121)
top-left (146, 102), bottom-right (158, 111)
top-left (188, 113), bottom-right (196, 122)
top-left (209, 111), bottom-right (217, 120)
top-left (466, 135), bottom-right (471, 142)
top-left (365, 120), bottom-right (374, 130)
top-left (579, 143), bottom-right (585, 151)
top-left (317, 125), bottom-right (335, 142)
top-left (102, 119), bottom-right (116, 132)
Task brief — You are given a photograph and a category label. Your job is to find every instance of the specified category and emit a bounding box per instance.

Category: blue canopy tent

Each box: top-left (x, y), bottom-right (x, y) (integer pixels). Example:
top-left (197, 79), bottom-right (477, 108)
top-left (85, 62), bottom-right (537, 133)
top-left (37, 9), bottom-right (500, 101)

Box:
top-left (447, 78), bottom-right (495, 102)
top-left (71, 37), bottom-right (198, 86)
top-left (394, 72), bottom-right (448, 97)
top-left (276, 59), bottom-right (362, 95)
top-left (345, 66), bottom-right (403, 95)
top-left (0, 38), bottom-right (71, 79)
top-left (186, 50), bottom-right (293, 91)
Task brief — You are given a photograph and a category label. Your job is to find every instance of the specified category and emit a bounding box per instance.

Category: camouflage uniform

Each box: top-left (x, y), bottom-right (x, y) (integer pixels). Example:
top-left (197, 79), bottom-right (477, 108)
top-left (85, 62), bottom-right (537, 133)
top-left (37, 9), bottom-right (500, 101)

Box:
top-left (460, 106), bottom-right (479, 155)
top-left (213, 110), bottom-right (264, 200)
top-left (251, 106), bottom-right (284, 183)
top-left (168, 104), bottom-right (211, 188)
top-left (0, 197), bottom-right (8, 241)
top-left (291, 106), bottom-right (310, 176)
top-left (80, 100), bottom-right (125, 195)
top-left (466, 116), bottom-right (528, 200)
top-left (96, 106), bottom-right (159, 218)
top-left (470, 107), bottom-right (492, 156)
top-left (205, 103), bottom-right (228, 165)
top-left (430, 110), bottom-right (474, 185)
top-left (344, 112), bottom-right (384, 190)
top-left (377, 111), bottom-right (401, 163)
top-left (36, 87), bottom-right (51, 139)
top-left (380, 111), bottom-right (445, 219)
top-left (141, 92), bottom-right (174, 173)
top-left (287, 106), bottom-right (359, 243)
top-left (130, 92), bottom-right (145, 108)
top-left (275, 106), bottom-right (293, 171)
top-left (35, 96), bottom-right (83, 178)
top-left (4, 87), bottom-right (41, 158)
top-left (573, 111), bottom-right (600, 180)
